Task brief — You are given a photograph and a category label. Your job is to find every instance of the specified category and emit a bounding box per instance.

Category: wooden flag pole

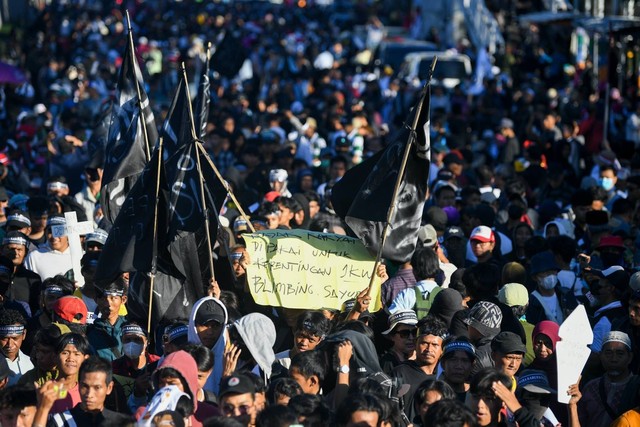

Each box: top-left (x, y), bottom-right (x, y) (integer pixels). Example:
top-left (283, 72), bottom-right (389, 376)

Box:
top-left (125, 10), bottom-right (152, 162)
top-left (147, 137), bottom-right (163, 334)
top-left (365, 58), bottom-right (437, 298)
top-left (182, 64), bottom-right (217, 281)
top-left (196, 143), bottom-right (256, 233)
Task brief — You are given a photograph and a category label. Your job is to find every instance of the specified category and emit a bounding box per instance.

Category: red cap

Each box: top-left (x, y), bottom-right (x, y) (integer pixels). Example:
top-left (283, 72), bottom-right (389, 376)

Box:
top-left (264, 191), bottom-right (281, 203)
top-left (52, 296), bottom-right (88, 324)
top-left (470, 225), bottom-right (495, 243)
top-left (597, 236), bottom-right (625, 250)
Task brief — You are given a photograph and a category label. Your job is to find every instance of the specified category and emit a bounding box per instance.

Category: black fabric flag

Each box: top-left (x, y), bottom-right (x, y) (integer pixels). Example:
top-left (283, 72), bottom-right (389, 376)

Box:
top-left (211, 33), bottom-right (247, 79)
top-left (161, 73), bottom-right (193, 159)
top-left (331, 87), bottom-right (431, 263)
top-left (95, 147), bottom-right (164, 286)
top-left (86, 101), bottom-right (111, 170)
top-left (194, 51), bottom-right (210, 139)
top-left (101, 33), bottom-right (158, 224)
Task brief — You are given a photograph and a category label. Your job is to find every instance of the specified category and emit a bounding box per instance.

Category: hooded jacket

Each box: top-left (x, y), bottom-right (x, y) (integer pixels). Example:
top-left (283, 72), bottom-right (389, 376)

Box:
top-left (234, 313), bottom-right (276, 380)
top-left (151, 350), bottom-right (219, 426)
top-left (188, 296), bottom-right (228, 394)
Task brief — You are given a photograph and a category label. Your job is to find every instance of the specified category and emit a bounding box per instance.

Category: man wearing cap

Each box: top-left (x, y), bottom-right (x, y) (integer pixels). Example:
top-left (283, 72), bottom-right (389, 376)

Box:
top-left (464, 301), bottom-right (503, 375)
top-left (219, 373), bottom-right (258, 426)
top-left (417, 224), bottom-right (457, 288)
top-left (578, 331), bottom-right (640, 427)
top-left (51, 295), bottom-right (88, 327)
top-left (0, 309), bottom-right (33, 386)
top-left (589, 266), bottom-right (630, 353)
top-left (84, 229), bottom-right (108, 252)
top-left (491, 331), bottom-right (526, 384)
top-left (1, 231), bottom-right (42, 315)
top-left (439, 338), bottom-right (476, 401)
top-left (515, 369), bottom-right (557, 423)
top-left (393, 317), bottom-right (447, 421)
top-left (112, 322), bottom-right (160, 382)
top-left (86, 278), bottom-right (128, 361)
top-left (526, 251), bottom-right (577, 325)
top-left (5, 211), bottom-right (31, 236)
top-left (24, 215), bottom-right (75, 284)
top-left (188, 297), bottom-right (228, 395)
top-left (441, 226), bottom-right (466, 269)
top-left (379, 309), bottom-right (418, 374)
top-left (611, 285), bottom-right (640, 373)
top-left (498, 283), bottom-right (535, 365)
top-left (466, 225), bottom-right (500, 268)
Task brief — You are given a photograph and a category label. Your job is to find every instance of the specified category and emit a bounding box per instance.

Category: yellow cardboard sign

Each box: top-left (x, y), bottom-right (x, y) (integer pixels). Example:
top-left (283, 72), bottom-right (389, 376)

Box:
top-left (244, 229), bottom-right (381, 311)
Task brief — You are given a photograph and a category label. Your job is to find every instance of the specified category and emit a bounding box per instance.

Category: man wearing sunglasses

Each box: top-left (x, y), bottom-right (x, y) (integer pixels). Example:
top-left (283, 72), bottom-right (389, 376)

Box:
top-left (219, 373), bottom-right (257, 427)
top-left (380, 309), bottom-right (418, 375)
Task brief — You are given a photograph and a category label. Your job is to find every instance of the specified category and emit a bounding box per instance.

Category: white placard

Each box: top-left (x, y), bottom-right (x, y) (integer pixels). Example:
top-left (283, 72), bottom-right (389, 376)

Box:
top-left (556, 305), bottom-right (593, 403)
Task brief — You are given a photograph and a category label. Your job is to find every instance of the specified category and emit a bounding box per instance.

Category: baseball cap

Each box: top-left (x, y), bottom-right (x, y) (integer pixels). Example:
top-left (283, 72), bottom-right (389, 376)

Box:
top-left (597, 236), bottom-right (625, 250)
top-left (219, 374), bottom-right (256, 399)
top-left (593, 266), bottom-right (629, 291)
top-left (464, 301), bottom-right (502, 337)
top-left (602, 331), bottom-right (632, 350)
top-left (417, 224), bottom-right (438, 247)
top-left (444, 226), bottom-right (465, 241)
top-left (498, 283), bottom-right (529, 307)
top-left (491, 331), bottom-right (526, 354)
top-left (194, 299), bottom-right (226, 326)
top-left (52, 296), bottom-right (88, 324)
top-left (517, 370), bottom-right (556, 394)
top-left (469, 226), bottom-right (494, 243)
top-left (6, 211), bottom-right (31, 229)
top-left (382, 310), bottom-right (418, 335)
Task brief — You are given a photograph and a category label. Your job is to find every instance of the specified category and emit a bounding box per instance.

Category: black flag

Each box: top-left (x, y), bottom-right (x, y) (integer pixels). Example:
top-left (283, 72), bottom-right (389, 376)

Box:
top-left (211, 32), bottom-right (247, 79)
top-left (331, 86), bottom-right (431, 263)
top-left (86, 101), bottom-right (111, 170)
top-left (101, 31), bottom-right (158, 224)
top-left (194, 49), bottom-right (210, 139)
top-left (95, 147), bottom-right (164, 286)
top-left (161, 72), bottom-right (193, 159)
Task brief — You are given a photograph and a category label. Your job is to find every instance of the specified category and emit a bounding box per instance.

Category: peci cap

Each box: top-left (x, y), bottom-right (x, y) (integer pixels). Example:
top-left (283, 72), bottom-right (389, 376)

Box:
top-left (382, 310), bottom-right (418, 335)
top-left (464, 301), bottom-right (502, 337)
top-left (86, 229), bottom-right (109, 246)
top-left (417, 224), bottom-right (438, 247)
top-left (602, 330), bottom-right (632, 351)
top-left (219, 374), bottom-right (256, 399)
top-left (498, 283), bottom-right (529, 307)
top-left (491, 331), bottom-right (527, 354)
top-left (52, 296), bottom-right (88, 324)
top-left (470, 226), bottom-right (494, 243)
top-left (165, 323), bottom-right (189, 345)
top-left (122, 323), bottom-right (147, 338)
top-left (194, 299), bottom-right (226, 326)
top-left (2, 231), bottom-right (29, 248)
top-left (517, 369), bottom-right (556, 394)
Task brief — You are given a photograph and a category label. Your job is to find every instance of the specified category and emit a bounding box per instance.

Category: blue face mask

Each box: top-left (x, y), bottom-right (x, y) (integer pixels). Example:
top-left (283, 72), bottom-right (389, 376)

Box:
top-left (600, 177), bottom-right (615, 191)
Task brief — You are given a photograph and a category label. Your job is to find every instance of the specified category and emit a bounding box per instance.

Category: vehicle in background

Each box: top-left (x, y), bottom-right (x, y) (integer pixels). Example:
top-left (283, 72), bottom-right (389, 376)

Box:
top-left (398, 51), bottom-right (472, 89)
top-left (375, 39), bottom-right (438, 74)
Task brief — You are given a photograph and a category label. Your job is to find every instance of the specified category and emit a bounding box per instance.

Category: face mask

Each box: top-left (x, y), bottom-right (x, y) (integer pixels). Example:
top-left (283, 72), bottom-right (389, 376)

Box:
top-left (124, 341), bottom-right (144, 359)
top-left (539, 274), bottom-right (557, 290)
top-left (600, 177), bottom-right (615, 191)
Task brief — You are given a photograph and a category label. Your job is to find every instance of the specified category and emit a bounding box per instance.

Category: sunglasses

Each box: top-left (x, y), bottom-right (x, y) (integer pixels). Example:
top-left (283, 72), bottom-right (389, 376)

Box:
top-left (395, 329), bottom-right (417, 339)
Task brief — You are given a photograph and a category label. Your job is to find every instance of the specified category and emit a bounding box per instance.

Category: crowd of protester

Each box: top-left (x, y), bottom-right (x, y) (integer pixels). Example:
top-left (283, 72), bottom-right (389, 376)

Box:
top-left (0, 0), bottom-right (639, 426)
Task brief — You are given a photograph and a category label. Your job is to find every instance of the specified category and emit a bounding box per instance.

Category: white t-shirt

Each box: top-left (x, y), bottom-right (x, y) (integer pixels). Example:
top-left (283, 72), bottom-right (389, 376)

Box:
top-left (25, 245), bottom-right (83, 286)
top-left (532, 291), bottom-right (563, 324)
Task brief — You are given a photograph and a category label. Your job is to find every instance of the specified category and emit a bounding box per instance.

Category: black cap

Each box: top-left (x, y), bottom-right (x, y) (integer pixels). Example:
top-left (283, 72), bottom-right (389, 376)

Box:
top-left (491, 331), bottom-right (526, 354)
top-left (443, 153), bottom-right (463, 165)
top-left (219, 374), bottom-right (256, 399)
top-left (585, 210), bottom-right (609, 227)
top-left (195, 299), bottom-right (226, 326)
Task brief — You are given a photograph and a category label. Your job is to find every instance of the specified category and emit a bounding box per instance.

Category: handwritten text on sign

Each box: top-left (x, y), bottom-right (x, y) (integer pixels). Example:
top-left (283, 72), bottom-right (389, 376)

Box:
top-left (244, 230), bottom-right (381, 311)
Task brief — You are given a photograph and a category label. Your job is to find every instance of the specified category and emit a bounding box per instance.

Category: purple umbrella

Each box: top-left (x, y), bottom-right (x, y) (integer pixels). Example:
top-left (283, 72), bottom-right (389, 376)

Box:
top-left (0, 61), bottom-right (26, 85)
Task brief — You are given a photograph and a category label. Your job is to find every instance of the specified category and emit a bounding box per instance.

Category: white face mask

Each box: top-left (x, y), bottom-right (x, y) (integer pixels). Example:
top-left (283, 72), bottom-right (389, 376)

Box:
top-left (123, 341), bottom-right (144, 359)
top-left (540, 274), bottom-right (557, 290)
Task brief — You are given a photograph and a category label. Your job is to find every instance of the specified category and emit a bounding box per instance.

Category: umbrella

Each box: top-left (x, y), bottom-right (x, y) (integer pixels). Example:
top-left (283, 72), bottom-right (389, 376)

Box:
top-left (0, 61), bottom-right (27, 85)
